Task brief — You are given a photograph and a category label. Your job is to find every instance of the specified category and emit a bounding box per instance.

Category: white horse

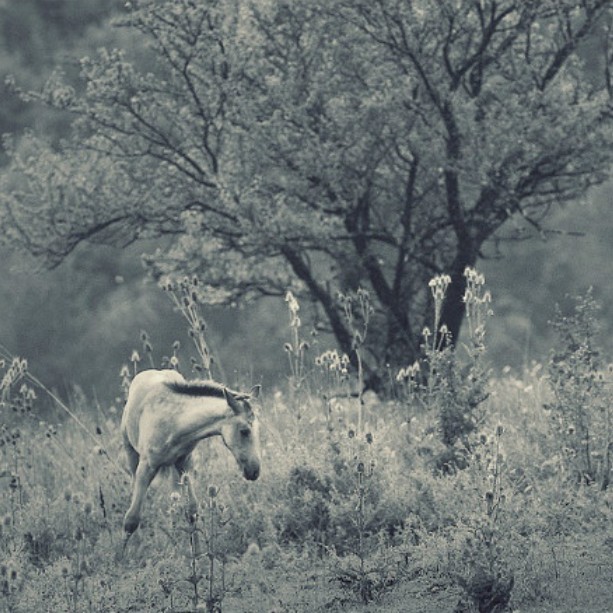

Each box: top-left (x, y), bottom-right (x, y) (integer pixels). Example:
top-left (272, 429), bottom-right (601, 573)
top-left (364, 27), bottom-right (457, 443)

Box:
top-left (120, 369), bottom-right (261, 546)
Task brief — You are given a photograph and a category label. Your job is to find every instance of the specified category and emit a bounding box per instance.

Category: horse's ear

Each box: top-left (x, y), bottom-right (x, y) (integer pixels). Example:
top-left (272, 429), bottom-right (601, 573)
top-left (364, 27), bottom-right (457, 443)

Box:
top-left (250, 384), bottom-right (261, 399)
top-left (223, 388), bottom-right (242, 415)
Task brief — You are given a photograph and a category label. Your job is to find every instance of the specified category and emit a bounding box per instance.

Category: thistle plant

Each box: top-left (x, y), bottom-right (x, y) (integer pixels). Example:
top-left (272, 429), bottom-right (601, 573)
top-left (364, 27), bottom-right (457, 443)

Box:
top-left (334, 430), bottom-right (386, 605)
top-left (204, 484), bottom-right (228, 613)
top-left (395, 361), bottom-right (421, 421)
top-left (338, 288), bottom-right (373, 435)
top-left (427, 273), bottom-right (452, 352)
top-left (354, 453), bottom-right (376, 603)
top-left (546, 290), bottom-right (609, 488)
top-left (463, 268), bottom-right (492, 349)
top-left (399, 269), bottom-right (492, 471)
top-left (455, 425), bottom-right (514, 613)
top-left (284, 291), bottom-right (309, 395)
top-left (315, 349), bottom-right (351, 430)
top-left (166, 482), bottom-right (230, 612)
top-left (163, 276), bottom-right (213, 378)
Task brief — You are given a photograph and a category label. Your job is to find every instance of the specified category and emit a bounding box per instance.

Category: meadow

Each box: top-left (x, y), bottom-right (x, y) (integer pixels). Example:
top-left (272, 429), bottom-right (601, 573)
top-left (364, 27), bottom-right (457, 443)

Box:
top-left (0, 272), bottom-right (611, 613)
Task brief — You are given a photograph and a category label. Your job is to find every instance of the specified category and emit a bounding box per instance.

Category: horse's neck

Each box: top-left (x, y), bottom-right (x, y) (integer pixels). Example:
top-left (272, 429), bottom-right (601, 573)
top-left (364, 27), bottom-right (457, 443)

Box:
top-left (173, 395), bottom-right (232, 440)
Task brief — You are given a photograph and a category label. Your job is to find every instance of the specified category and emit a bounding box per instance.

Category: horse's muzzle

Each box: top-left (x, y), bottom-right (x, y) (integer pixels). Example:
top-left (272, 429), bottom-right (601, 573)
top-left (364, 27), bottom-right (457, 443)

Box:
top-left (244, 463), bottom-right (260, 481)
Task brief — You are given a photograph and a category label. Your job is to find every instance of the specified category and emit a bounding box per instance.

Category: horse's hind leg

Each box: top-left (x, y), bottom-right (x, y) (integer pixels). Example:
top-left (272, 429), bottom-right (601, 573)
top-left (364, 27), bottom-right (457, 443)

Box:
top-left (122, 430), bottom-right (140, 476)
top-left (174, 455), bottom-right (198, 522)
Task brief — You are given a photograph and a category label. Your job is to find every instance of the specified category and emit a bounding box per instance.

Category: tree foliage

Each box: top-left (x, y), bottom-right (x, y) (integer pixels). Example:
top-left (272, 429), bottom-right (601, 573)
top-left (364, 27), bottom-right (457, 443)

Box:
top-left (1, 0), bottom-right (612, 383)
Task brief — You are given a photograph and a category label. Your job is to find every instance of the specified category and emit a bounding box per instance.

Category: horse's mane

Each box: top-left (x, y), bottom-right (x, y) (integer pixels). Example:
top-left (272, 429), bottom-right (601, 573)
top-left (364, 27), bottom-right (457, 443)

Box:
top-left (164, 379), bottom-right (227, 398)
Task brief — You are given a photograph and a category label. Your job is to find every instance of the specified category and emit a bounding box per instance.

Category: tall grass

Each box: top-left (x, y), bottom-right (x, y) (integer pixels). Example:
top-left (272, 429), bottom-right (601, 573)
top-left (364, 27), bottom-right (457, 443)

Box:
top-left (0, 272), bottom-right (611, 612)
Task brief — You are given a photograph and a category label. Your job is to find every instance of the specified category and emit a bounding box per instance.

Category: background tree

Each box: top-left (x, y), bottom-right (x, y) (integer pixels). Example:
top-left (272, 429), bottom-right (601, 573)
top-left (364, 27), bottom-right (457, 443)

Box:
top-left (1, 0), bottom-right (611, 386)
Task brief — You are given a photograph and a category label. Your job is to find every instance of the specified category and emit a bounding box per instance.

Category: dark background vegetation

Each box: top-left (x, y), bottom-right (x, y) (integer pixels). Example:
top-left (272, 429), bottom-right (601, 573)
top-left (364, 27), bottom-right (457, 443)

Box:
top-left (0, 0), bottom-right (611, 402)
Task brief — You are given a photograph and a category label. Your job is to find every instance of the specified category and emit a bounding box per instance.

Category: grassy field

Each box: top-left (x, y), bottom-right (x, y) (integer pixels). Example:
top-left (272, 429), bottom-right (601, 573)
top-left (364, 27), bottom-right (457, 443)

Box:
top-left (1, 281), bottom-right (611, 612)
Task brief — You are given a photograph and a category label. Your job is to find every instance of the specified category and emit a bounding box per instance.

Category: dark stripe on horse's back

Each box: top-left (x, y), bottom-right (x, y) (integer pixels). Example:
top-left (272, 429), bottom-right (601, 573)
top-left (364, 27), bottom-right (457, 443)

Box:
top-left (164, 380), bottom-right (226, 398)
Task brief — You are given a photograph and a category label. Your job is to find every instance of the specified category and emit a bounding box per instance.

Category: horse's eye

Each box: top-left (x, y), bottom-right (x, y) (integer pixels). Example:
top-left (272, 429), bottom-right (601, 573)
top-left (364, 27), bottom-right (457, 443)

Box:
top-left (240, 427), bottom-right (251, 438)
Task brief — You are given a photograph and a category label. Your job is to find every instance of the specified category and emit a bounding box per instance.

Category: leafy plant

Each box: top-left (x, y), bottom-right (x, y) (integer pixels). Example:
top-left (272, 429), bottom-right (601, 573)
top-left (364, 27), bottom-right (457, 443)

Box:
top-left (547, 289), bottom-right (611, 488)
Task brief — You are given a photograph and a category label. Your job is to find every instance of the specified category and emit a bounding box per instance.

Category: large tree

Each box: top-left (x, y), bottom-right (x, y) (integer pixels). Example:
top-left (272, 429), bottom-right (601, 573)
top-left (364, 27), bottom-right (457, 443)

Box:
top-left (1, 0), bottom-right (611, 383)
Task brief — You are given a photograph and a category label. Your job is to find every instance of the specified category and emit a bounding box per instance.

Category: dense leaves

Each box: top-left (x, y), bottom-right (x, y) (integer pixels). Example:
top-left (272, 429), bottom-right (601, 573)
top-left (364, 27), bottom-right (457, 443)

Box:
top-left (1, 0), bottom-right (611, 381)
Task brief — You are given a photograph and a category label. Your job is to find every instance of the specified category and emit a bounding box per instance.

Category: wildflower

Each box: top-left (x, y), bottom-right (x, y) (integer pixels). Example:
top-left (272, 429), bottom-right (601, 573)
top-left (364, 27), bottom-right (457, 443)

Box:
top-left (348, 429), bottom-right (355, 439)
top-left (130, 350), bottom-right (141, 363)
top-left (356, 462), bottom-right (365, 474)
top-left (365, 432), bottom-right (373, 445)
top-left (496, 424), bottom-right (504, 437)
top-left (170, 491), bottom-right (181, 503)
top-left (285, 291), bottom-right (300, 314)
top-left (428, 274), bottom-right (452, 300)
top-left (208, 485), bottom-right (218, 498)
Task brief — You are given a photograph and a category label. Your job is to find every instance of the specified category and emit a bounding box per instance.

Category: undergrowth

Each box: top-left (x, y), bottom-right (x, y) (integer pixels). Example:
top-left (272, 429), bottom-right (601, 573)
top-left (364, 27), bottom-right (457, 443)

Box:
top-left (0, 272), bottom-right (611, 612)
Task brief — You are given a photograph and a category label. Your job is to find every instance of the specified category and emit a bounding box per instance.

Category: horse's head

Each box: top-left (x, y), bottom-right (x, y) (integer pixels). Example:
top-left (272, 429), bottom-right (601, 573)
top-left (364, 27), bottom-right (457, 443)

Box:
top-left (220, 385), bottom-right (261, 481)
